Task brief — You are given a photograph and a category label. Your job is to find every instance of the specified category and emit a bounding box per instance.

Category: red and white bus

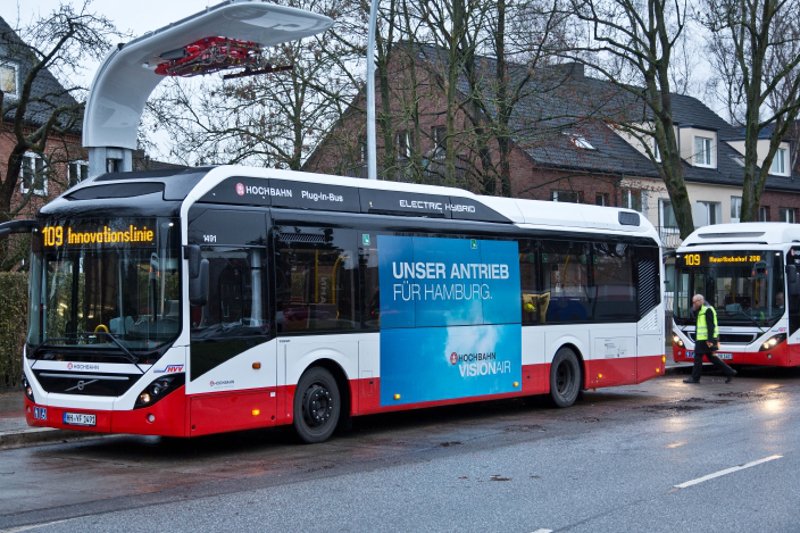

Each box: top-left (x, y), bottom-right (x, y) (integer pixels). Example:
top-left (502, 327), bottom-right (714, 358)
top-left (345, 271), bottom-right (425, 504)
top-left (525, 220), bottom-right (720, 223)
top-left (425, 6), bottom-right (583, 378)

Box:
top-left (10, 167), bottom-right (665, 443)
top-left (672, 222), bottom-right (800, 368)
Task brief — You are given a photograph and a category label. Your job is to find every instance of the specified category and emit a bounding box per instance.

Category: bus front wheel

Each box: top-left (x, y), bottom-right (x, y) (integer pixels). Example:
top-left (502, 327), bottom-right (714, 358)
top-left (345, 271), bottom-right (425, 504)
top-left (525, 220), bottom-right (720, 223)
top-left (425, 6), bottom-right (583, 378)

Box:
top-left (549, 347), bottom-right (581, 408)
top-left (293, 367), bottom-right (341, 444)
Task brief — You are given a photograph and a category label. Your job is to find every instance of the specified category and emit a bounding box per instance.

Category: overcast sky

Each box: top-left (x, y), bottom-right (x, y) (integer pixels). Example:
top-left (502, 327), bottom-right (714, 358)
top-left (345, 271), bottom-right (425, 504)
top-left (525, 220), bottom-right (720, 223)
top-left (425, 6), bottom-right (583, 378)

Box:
top-left (1, 0), bottom-right (213, 38)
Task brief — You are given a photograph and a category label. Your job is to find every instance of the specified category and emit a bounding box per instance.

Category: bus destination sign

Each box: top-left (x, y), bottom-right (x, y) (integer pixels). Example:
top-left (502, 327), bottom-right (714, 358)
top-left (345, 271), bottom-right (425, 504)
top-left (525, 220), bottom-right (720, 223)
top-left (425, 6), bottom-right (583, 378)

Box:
top-left (680, 252), bottom-right (762, 268)
top-left (41, 223), bottom-right (155, 248)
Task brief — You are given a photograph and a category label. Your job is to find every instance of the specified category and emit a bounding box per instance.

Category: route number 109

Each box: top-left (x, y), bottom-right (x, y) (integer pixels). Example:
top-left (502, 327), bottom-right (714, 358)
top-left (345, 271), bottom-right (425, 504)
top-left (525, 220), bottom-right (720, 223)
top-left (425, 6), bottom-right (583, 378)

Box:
top-left (684, 253), bottom-right (701, 266)
top-left (42, 226), bottom-right (64, 247)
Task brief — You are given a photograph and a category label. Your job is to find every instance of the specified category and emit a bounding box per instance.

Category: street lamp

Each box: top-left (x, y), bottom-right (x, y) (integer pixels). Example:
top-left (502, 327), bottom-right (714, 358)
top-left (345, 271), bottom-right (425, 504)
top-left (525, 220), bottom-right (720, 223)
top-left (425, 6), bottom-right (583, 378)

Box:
top-left (366, 0), bottom-right (378, 180)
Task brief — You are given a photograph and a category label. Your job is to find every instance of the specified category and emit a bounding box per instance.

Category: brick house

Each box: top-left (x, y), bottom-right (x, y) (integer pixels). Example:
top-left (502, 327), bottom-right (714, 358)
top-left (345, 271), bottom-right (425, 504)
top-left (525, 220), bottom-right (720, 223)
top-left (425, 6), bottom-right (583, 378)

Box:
top-left (304, 44), bottom-right (800, 251)
top-left (0, 16), bottom-right (87, 221)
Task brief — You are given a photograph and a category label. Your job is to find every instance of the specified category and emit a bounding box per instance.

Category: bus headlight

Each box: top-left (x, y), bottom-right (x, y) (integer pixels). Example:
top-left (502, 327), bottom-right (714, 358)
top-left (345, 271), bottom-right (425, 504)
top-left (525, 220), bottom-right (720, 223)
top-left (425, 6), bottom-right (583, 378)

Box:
top-left (134, 374), bottom-right (185, 409)
top-left (672, 334), bottom-right (684, 347)
top-left (22, 375), bottom-right (34, 402)
top-left (760, 334), bottom-right (786, 351)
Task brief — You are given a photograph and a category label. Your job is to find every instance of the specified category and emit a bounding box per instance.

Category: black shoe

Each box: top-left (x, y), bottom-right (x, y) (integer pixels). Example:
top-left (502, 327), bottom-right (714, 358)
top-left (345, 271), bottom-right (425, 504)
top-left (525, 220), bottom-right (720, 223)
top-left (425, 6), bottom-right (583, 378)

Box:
top-left (683, 379), bottom-right (700, 384)
top-left (725, 370), bottom-right (737, 384)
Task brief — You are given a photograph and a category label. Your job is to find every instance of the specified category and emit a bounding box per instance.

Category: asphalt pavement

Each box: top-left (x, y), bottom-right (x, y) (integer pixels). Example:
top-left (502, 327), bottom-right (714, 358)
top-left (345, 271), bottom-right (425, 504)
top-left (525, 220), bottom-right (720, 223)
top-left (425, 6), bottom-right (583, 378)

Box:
top-left (0, 359), bottom-right (693, 449)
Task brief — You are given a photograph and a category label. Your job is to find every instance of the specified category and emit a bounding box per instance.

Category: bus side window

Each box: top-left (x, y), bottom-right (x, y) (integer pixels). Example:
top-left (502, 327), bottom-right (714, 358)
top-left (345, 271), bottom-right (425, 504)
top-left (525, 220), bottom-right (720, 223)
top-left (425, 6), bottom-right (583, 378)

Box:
top-left (541, 240), bottom-right (592, 323)
top-left (592, 242), bottom-right (636, 322)
top-left (519, 239), bottom-right (545, 325)
top-left (274, 226), bottom-right (359, 333)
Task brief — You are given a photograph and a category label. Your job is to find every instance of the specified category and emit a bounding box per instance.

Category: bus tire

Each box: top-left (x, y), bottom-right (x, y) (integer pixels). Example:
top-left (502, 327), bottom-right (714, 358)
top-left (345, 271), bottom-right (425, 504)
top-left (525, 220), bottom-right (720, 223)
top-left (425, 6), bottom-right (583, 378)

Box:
top-left (293, 367), bottom-right (341, 444)
top-left (549, 347), bottom-right (581, 408)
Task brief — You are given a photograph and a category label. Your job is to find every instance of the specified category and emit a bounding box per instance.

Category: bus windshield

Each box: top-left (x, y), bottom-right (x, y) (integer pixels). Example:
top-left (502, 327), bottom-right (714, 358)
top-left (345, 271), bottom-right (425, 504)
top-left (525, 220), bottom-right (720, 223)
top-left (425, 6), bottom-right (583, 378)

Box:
top-left (673, 250), bottom-right (785, 328)
top-left (27, 218), bottom-right (181, 359)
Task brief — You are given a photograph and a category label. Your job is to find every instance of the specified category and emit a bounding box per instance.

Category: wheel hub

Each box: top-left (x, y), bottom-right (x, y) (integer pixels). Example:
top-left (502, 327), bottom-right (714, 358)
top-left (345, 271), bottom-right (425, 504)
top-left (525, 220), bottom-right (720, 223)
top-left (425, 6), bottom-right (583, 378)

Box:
top-left (303, 384), bottom-right (333, 427)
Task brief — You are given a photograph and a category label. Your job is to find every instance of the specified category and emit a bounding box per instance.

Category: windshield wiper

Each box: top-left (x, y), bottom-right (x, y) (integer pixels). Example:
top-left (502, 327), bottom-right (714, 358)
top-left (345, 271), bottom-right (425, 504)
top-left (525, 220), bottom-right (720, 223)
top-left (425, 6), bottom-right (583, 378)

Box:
top-left (97, 331), bottom-right (139, 365)
top-left (724, 308), bottom-right (768, 335)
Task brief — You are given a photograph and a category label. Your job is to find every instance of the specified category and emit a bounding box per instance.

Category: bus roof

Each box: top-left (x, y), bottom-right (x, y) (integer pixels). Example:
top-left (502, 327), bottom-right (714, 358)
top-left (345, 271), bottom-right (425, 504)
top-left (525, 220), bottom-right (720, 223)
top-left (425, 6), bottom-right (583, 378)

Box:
top-left (678, 222), bottom-right (800, 248)
top-left (44, 166), bottom-right (660, 241)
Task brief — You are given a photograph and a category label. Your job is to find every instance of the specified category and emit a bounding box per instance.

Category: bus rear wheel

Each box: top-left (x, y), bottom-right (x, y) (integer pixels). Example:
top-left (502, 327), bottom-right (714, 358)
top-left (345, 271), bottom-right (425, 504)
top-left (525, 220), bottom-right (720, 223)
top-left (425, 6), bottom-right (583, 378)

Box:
top-left (549, 347), bottom-right (581, 408)
top-left (293, 367), bottom-right (341, 444)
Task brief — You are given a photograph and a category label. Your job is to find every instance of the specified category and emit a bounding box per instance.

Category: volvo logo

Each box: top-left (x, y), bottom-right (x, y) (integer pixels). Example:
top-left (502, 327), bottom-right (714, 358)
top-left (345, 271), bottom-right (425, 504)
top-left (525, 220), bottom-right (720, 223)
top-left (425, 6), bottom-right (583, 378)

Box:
top-left (66, 379), bottom-right (98, 392)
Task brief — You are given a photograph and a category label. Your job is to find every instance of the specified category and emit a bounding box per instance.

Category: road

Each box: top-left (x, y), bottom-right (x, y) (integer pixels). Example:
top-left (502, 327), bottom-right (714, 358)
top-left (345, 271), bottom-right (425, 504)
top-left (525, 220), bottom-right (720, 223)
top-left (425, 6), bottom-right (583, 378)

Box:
top-left (1, 368), bottom-right (799, 532)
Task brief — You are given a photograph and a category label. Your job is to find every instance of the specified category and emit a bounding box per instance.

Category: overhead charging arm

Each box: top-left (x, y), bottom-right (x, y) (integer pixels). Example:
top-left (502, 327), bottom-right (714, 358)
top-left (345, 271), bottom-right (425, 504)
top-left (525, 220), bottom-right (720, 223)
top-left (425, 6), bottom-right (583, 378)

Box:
top-left (82, 0), bottom-right (333, 178)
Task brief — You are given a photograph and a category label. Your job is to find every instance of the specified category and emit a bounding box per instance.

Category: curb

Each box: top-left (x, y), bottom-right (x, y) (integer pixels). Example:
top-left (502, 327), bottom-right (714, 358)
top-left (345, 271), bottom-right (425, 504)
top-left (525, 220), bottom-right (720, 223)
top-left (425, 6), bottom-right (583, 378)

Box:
top-left (0, 427), bottom-right (101, 450)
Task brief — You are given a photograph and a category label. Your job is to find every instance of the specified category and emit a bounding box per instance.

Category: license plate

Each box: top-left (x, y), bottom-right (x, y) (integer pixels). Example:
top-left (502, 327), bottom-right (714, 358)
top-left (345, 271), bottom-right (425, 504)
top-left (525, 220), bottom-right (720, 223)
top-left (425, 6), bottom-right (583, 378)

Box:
top-left (63, 412), bottom-right (96, 426)
top-left (33, 406), bottom-right (47, 420)
top-left (717, 353), bottom-right (733, 360)
top-left (686, 351), bottom-right (694, 357)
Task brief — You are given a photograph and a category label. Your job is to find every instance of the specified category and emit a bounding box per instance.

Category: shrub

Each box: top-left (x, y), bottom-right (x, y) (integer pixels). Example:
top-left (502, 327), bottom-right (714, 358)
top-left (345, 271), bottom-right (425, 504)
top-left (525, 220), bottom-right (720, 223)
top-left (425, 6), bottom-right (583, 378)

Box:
top-left (0, 272), bottom-right (28, 390)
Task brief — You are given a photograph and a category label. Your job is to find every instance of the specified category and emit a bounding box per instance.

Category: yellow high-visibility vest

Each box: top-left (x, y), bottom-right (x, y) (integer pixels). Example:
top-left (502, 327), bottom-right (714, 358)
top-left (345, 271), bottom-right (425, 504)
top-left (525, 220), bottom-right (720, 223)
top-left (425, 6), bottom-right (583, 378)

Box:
top-left (696, 304), bottom-right (719, 341)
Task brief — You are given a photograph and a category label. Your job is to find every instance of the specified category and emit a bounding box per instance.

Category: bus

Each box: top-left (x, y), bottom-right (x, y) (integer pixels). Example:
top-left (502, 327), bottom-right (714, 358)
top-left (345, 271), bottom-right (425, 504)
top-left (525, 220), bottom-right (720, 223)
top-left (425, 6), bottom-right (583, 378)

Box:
top-left (12, 167), bottom-right (665, 442)
top-left (672, 222), bottom-right (800, 367)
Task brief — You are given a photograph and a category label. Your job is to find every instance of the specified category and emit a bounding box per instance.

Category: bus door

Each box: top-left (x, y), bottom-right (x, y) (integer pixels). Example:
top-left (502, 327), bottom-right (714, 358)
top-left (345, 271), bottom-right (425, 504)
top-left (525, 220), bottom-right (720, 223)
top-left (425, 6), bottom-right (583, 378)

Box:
top-left (272, 222), bottom-right (361, 415)
top-left (185, 208), bottom-right (275, 435)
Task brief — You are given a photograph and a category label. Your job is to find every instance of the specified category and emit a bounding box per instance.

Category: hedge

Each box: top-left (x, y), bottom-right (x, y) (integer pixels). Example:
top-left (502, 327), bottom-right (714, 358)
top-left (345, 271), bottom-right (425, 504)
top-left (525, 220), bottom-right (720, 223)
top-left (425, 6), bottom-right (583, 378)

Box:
top-left (0, 272), bottom-right (28, 390)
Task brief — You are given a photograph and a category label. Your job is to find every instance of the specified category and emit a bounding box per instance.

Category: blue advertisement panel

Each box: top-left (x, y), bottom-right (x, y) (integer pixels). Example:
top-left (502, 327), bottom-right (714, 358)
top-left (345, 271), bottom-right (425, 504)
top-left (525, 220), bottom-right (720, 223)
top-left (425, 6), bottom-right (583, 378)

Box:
top-left (378, 235), bottom-right (521, 406)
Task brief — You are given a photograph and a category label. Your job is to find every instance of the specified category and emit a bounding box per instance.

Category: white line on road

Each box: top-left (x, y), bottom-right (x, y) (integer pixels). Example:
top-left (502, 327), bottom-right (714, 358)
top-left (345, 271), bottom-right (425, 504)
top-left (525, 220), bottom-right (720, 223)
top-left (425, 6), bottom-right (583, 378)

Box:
top-left (530, 529), bottom-right (553, 533)
top-left (674, 454), bottom-right (783, 489)
top-left (0, 520), bottom-right (68, 533)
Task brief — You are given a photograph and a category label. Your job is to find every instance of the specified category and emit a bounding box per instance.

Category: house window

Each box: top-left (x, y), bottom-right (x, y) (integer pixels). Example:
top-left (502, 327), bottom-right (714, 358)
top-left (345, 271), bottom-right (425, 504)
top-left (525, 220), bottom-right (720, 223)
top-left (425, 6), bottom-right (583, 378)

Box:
top-left (595, 193), bottom-right (609, 206)
top-left (693, 136), bottom-right (713, 167)
top-left (396, 130), bottom-right (412, 160)
top-left (660, 199), bottom-right (678, 229)
top-left (552, 190), bottom-right (581, 203)
top-left (779, 207), bottom-right (796, 223)
top-left (696, 200), bottom-right (721, 226)
top-left (731, 196), bottom-right (742, 223)
top-left (770, 148), bottom-right (788, 176)
top-left (20, 152), bottom-right (48, 196)
top-left (0, 62), bottom-right (18, 99)
top-left (759, 206), bottom-right (770, 222)
top-left (432, 126), bottom-right (446, 159)
top-left (622, 189), bottom-right (643, 212)
top-left (68, 160), bottom-right (89, 187)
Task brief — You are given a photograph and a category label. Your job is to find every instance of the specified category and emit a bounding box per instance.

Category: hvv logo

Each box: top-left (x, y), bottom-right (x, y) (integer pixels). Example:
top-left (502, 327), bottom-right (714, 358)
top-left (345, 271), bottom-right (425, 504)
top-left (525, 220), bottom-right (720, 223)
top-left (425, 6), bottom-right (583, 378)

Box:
top-left (154, 364), bottom-right (184, 374)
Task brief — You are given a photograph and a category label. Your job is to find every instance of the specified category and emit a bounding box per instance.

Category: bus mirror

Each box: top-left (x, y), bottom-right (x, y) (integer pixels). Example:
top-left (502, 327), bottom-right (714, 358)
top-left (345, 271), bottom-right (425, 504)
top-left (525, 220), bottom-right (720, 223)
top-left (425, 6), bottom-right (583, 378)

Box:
top-left (189, 258), bottom-right (209, 306)
top-left (184, 245), bottom-right (202, 279)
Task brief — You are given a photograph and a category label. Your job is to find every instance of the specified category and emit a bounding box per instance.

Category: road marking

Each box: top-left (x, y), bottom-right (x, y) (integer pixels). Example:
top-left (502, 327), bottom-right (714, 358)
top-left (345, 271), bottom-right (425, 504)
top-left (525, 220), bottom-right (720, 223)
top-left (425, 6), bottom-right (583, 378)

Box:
top-left (0, 520), bottom-right (68, 533)
top-left (530, 529), bottom-right (553, 533)
top-left (674, 454), bottom-right (783, 489)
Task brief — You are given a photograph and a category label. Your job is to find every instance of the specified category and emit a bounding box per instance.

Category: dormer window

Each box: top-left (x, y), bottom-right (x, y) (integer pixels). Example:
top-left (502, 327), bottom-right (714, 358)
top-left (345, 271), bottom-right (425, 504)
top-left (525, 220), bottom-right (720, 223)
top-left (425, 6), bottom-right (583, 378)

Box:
top-left (565, 133), bottom-right (595, 150)
top-left (694, 135), bottom-right (713, 167)
top-left (770, 147), bottom-right (789, 176)
top-left (0, 61), bottom-right (19, 99)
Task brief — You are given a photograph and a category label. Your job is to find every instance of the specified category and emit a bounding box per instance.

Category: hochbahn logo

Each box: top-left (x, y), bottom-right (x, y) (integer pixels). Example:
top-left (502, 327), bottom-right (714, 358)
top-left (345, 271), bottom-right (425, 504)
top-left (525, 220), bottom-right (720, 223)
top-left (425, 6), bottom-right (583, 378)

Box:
top-left (449, 351), bottom-right (512, 377)
top-left (235, 182), bottom-right (292, 198)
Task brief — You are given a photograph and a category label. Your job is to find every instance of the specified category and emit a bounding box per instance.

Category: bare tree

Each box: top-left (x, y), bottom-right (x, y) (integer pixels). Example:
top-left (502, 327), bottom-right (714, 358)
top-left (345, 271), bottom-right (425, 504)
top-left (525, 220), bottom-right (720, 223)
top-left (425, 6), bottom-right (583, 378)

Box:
top-left (1, 2), bottom-right (116, 221)
top-left (144, 0), bottom-right (362, 169)
top-left (702, 0), bottom-right (800, 221)
top-left (569, 0), bottom-right (696, 237)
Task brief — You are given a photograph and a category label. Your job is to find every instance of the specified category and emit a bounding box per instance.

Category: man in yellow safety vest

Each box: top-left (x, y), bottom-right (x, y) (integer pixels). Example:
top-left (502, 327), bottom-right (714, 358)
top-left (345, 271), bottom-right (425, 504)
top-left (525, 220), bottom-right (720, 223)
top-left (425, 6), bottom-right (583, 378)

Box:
top-left (684, 294), bottom-right (737, 384)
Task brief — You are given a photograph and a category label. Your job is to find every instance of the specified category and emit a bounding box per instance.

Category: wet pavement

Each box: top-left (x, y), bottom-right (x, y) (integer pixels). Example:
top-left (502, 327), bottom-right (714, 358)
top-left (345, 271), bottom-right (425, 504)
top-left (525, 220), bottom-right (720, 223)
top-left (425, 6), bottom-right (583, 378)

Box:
top-left (0, 359), bottom-right (692, 450)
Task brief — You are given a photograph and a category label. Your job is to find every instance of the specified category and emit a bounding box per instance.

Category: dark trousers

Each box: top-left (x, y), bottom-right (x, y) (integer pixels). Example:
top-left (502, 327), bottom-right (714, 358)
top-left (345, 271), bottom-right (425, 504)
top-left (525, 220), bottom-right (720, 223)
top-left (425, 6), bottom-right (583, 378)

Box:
top-left (692, 342), bottom-right (735, 381)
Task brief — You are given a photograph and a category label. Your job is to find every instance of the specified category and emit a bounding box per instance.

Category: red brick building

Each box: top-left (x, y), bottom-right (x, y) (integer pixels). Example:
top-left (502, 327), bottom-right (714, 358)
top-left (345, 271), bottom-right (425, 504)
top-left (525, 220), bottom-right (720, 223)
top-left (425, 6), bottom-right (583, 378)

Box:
top-left (305, 44), bottom-right (800, 249)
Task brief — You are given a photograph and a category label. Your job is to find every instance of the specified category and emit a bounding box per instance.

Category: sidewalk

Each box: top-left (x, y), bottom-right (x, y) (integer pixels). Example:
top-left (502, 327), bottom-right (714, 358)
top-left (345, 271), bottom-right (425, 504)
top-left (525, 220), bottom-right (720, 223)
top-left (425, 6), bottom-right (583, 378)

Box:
top-left (0, 359), bottom-right (693, 449)
top-left (0, 389), bottom-right (92, 449)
